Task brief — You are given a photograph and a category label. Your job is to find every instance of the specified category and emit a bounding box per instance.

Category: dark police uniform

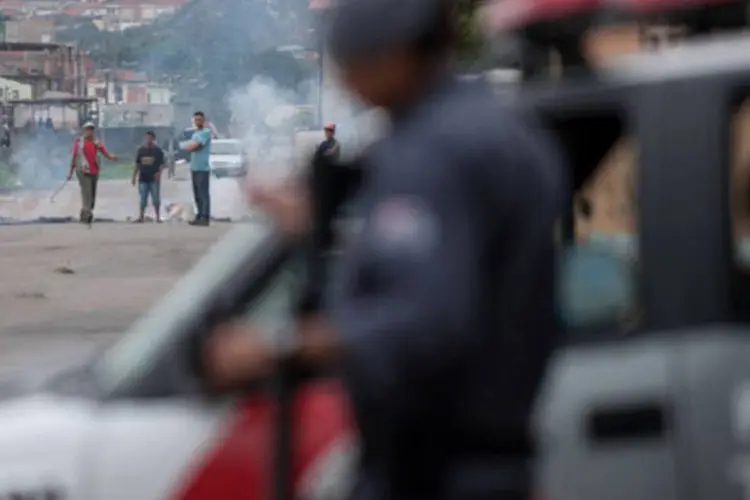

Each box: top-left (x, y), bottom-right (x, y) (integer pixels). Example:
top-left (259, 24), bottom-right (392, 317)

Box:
top-left (314, 137), bottom-right (341, 165)
top-left (326, 76), bottom-right (564, 500)
top-left (321, 0), bottom-right (565, 498)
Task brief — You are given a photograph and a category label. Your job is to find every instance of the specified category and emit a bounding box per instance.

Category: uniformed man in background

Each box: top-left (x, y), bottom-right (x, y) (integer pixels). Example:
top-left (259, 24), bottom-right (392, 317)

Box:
top-left (202, 0), bottom-right (565, 499)
top-left (314, 122), bottom-right (341, 165)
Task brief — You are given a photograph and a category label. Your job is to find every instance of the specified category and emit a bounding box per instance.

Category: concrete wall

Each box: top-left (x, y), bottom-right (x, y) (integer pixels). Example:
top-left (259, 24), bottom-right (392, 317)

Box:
top-left (146, 85), bottom-right (172, 105)
top-left (4, 20), bottom-right (56, 43)
top-left (13, 104), bottom-right (84, 131)
top-left (100, 103), bottom-right (174, 127)
top-left (0, 77), bottom-right (32, 102)
top-left (87, 82), bottom-right (173, 106)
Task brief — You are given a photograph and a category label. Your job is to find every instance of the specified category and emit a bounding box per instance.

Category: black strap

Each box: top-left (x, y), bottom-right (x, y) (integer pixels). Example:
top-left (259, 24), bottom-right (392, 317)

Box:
top-left (300, 156), bottom-right (365, 314)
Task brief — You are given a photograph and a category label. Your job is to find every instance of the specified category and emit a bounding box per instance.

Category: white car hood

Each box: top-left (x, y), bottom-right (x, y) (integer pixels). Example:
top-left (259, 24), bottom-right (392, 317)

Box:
top-left (210, 154), bottom-right (242, 164)
top-left (0, 394), bottom-right (94, 492)
top-left (0, 394), bottom-right (94, 441)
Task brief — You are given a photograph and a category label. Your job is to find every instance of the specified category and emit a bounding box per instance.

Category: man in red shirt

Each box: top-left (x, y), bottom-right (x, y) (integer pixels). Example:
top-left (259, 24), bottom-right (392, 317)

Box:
top-left (67, 122), bottom-right (117, 224)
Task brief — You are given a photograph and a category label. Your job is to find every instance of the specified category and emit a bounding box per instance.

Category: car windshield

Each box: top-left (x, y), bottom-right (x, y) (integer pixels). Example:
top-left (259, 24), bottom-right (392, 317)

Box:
top-left (212, 141), bottom-right (242, 155)
top-left (93, 220), bottom-right (274, 394)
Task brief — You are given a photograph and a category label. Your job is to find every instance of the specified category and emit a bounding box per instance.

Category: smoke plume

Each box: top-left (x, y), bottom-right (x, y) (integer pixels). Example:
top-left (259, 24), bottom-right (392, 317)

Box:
top-left (225, 72), bottom-right (387, 188)
top-left (11, 131), bottom-right (72, 189)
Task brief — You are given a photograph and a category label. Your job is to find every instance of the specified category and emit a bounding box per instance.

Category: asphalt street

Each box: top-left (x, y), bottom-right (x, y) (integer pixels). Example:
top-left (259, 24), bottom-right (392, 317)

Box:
top-left (0, 167), bottom-right (252, 223)
top-left (0, 177), bottom-right (238, 376)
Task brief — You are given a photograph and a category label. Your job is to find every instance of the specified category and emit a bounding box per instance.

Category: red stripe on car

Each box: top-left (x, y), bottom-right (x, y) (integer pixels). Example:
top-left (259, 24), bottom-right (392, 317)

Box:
top-left (173, 380), bottom-right (353, 500)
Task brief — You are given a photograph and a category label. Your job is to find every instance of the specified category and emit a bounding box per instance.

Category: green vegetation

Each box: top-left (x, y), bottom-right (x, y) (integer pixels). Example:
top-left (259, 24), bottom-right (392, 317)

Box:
top-left (457, 0), bottom-right (483, 60)
top-left (99, 162), bottom-right (135, 181)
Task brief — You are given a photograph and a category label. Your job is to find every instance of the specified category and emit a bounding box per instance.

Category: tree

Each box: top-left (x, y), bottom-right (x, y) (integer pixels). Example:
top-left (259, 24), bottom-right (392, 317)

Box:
top-left (456, 0), bottom-right (483, 60)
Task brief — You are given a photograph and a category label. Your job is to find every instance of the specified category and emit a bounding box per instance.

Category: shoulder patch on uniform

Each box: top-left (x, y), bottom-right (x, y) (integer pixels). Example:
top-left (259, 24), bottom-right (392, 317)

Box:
top-left (372, 196), bottom-right (438, 255)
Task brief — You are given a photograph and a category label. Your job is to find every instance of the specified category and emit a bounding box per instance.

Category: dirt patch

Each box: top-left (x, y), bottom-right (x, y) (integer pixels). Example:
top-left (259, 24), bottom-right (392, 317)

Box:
top-left (0, 224), bottom-right (232, 357)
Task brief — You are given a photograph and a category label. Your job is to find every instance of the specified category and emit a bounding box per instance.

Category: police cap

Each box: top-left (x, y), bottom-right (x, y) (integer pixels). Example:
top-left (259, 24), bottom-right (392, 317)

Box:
top-left (326, 0), bottom-right (458, 65)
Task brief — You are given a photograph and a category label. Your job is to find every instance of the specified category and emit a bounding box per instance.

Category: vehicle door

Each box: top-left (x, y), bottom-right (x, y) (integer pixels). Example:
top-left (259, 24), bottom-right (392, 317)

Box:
top-left (528, 35), bottom-right (750, 500)
top-left (79, 222), bottom-right (356, 500)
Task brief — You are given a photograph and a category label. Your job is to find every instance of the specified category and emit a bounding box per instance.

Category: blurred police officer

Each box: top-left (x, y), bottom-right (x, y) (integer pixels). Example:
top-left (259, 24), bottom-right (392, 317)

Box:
top-left (314, 122), bottom-right (341, 165)
top-left (202, 0), bottom-right (565, 499)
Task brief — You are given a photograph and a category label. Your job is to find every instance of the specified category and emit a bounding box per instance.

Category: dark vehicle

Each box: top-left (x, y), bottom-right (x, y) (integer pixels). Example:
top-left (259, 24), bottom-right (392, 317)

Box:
top-left (478, 0), bottom-right (750, 499)
top-left (526, 32), bottom-right (750, 499)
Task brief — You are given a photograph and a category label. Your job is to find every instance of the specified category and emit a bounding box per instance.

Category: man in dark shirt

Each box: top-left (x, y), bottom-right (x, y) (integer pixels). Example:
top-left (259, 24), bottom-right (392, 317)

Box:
top-left (131, 131), bottom-right (166, 222)
top-left (314, 122), bottom-right (341, 164)
top-left (201, 0), bottom-right (565, 499)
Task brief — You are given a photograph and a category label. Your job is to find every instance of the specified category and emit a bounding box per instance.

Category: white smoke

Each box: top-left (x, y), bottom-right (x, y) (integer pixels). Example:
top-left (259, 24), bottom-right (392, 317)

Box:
top-left (226, 76), bottom-right (313, 185)
top-left (10, 131), bottom-right (71, 190)
top-left (0, 66), bottom-right (389, 222)
top-left (0, 132), bottom-right (75, 220)
top-left (225, 72), bottom-right (388, 188)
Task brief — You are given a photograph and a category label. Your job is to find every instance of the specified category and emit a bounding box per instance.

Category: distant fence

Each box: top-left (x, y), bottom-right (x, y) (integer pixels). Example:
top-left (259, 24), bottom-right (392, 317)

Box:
top-left (0, 126), bottom-right (177, 189)
top-left (98, 126), bottom-right (175, 159)
top-left (7, 126), bottom-right (177, 162)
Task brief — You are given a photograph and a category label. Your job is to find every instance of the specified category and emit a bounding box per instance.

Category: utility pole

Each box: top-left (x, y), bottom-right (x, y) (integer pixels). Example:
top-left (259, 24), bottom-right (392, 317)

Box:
top-left (104, 68), bottom-right (110, 104)
top-left (318, 40), bottom-right (325, 128)
top-left (314, 15), bottom-right (325, 127)
top-left (72, 45), bottom-right (79, 96)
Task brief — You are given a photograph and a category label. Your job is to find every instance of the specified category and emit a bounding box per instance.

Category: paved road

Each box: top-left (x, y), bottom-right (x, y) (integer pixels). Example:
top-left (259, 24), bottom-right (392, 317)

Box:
top-left (0, 168), bottom-right (251, 222)
top-left (0, 223), bottom-right (232, 373)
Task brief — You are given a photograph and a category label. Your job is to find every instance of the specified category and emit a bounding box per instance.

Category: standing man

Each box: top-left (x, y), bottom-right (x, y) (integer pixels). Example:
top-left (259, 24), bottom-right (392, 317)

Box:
top-left (182, 111), bottom-right (212, 226)
top-left (67, 121), bottom-right (118, 225)
top-left (201, 0), bottom-right (565, 499)
top-left (313, 122), bottom-right (341, 165)
top-left (131, 130), bottom-right (166, 223)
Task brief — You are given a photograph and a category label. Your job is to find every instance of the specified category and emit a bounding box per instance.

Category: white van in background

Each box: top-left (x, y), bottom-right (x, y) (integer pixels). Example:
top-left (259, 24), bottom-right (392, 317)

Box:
top-left (209, 139), bottom-right (247, 178)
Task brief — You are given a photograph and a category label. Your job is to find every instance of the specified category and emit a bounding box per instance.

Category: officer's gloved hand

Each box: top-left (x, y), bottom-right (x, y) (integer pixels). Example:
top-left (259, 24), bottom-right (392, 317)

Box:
top-left (247, 179), bottom-right (311, 240)
top-left (201, 315), bottom-right (340, 393)
top-left (201, 322), bottom-right (274, 392)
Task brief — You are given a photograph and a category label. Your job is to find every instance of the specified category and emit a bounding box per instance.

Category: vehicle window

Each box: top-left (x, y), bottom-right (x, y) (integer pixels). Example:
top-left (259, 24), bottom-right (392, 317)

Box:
top-left (732, 97), bottom-right (750, 270)
top-left (559, 120), bottom-right (641, 339)
top-left (211, 141), bottom-right (242, 156)
top-left (729, 95), bottom-right (750, 319)
top-left (583, 23), bottom-right (685, 68)
top-left (93, 221), bottom-right (294, 396)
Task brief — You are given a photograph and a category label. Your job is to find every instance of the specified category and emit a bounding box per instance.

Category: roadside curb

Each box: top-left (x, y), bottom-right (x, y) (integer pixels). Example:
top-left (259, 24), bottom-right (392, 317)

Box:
top-left (0, 216), bottom-right (248, 226)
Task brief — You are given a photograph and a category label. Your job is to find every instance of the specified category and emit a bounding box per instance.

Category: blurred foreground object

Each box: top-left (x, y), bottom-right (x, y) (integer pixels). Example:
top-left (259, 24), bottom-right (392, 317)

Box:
top-left (480, 0), bottom-right (749, 78)
top-left (519, 28), bottom-right (750, 500)
top-left (286, 1), bottom-right (566, 500)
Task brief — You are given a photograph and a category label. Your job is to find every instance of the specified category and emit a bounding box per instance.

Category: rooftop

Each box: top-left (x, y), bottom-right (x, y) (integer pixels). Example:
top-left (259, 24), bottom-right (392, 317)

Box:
top-left (0, 42), bottom-right (72, 51)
